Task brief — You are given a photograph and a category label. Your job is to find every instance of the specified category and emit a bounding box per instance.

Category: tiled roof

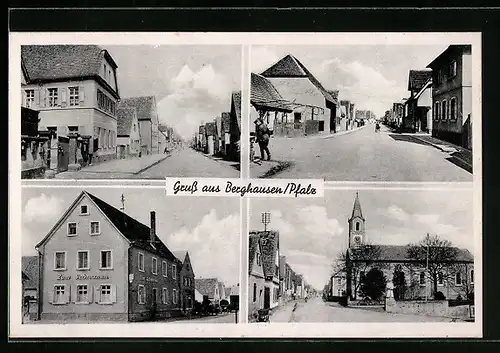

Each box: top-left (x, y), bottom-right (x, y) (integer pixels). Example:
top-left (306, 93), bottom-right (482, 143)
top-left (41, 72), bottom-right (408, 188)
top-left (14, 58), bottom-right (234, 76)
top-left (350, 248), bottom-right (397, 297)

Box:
top-left (172, 250), bottom-right (187, 263)
top-left (21, 45), bottom-right (116, 83)
top-left (195, 278), bottom-right (218, 297)
top-left (248, 233), bottom-right (261, 274)
top-left (22, 256), bottom-right (39, 289)
top-left (231, 91), bottom-right (242, 130)
top-left (349, 245), bottom-right (474, 263)
top-left (199, 125), bottom-right (206, 135)
top-left (221, 112), bottom-right (231, 133)
top-left (250, 231), bottom-right (279, 278)
top-left (22, 271), bottom-right (30, 281)
top-left (118, 96), bottom-right (156, 122)
top-left (86, 192), bottom-right (178, 262)
top-left (408, 70), bottom-right (432, 91)
top-left (261, 54), bottom-right (337, 106)
top-left (117, 107), bottom-right (136, 136)
top-left (205, 122), bottom-right (216, 136)
top-left (251, 73), bottom-right (292, 112)
top-left (350, 192), bottom-right (364, 220)
top-left (427, 45), bottom-right (472, 69)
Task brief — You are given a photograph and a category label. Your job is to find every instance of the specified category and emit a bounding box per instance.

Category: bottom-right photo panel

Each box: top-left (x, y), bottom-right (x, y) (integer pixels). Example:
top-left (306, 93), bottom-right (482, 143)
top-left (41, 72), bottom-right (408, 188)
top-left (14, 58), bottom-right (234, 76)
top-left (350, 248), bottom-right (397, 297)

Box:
top-left (248, 189), bottom-right (476, 323)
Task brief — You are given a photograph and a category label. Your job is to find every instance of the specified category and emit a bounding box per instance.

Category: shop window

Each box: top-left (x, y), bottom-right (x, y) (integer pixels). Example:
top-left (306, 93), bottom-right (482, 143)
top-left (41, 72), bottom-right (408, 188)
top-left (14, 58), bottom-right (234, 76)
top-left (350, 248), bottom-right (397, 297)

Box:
top-left (138, 285), bottom-right (146, 304)
top-left (69, 87), bottom-right (80, 106)
top-left (76, 284), bottom-right (89, 303)
top-left (152, 257), bottom-right (158, 275)
top-left (54, 251), bottom-right (66, 270)
top-left (77, 250), bottom-right (89, 270)
top-left (100, 284), bottom-right (112, 304)
top-left (53, 284), bottom-right (67, 304)
top-left (100, 250), bottom-right (112, 269)
top-left (90, 221), bottom-right (100, 235)
top-left (162, 261), bottom-right (167, 277)
top-left (80, 205), bottom-right (89, 215)
top-left (138, 252), bottom-right (145, 272)
top-left (67, 222), bottom-right (77, 236)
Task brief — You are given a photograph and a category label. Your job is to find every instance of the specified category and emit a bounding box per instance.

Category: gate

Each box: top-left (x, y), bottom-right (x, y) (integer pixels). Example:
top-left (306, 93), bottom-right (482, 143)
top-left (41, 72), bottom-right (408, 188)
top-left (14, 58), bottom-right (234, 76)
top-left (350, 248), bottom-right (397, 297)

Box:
top-left (57, 136), bottom-right (69, 172)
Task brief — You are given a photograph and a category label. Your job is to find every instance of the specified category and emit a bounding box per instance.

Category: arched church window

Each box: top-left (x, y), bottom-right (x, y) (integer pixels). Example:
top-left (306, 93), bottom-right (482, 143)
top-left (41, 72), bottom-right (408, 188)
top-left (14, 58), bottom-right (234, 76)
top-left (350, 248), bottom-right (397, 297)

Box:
top-left (355, 222), bottom-right (360, 231)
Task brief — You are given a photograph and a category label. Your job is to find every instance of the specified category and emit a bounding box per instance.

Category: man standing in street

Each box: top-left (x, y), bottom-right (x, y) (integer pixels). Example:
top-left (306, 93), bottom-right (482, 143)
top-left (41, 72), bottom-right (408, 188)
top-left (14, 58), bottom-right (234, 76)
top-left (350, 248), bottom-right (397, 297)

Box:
top-left (254, 117), bottom-right (271, 161)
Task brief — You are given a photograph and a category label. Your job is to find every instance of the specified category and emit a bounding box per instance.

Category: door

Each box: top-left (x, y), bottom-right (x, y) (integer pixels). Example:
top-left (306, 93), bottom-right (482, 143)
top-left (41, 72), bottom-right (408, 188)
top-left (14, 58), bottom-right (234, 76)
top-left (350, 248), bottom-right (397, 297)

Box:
top-left (57, 136), bottom-right (69, 172)
top-left (330, 109), bottom-right (336, 133)
top-left (264, 287), bottom-right (271, 309)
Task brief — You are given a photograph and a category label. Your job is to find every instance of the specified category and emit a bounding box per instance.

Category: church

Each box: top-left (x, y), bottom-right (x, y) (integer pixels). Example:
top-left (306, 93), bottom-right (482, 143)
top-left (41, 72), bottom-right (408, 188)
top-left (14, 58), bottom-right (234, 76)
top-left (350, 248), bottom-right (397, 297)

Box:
top-left (329, 192), bottom-right (474, 303)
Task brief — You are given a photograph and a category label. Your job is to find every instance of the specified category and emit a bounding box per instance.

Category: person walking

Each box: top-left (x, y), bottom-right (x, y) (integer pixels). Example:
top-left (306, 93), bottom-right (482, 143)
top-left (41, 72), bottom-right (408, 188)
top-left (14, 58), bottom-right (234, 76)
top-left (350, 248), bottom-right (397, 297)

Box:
top-left (254, 117), bottom-right (271, 161)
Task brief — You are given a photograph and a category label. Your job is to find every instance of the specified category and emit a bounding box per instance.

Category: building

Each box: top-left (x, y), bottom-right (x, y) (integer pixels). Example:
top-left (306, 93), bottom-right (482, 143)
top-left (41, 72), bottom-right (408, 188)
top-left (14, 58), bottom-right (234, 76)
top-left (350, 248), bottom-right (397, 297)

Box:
top-left (218, 281), bottom-right (227, 302)
top-left (225, 284), bottom-right (240, 309)
top-left (332, 192), bottom-right (474, 302)
top-left (339, 100), bottom-right (355, 131)
top-left (35, 191), bottom-right (184, 322)
top-left (220, 112), bottom-right (231, 158)
top-left (205, 121), bottom-right (217, 155)
top-left (116, 107), bottom-right (141, 158)
top-left (194, 278), bottom-right (221, 305)
top-left (260, 54), bottom-right (338, 135)
top-left (228, 91), bottom-right (242, 162)
top-left (403, 70), bottom-right (433, 133)
top-left (118, 96), bottom-right (160, 155)
top-left (22, 256), bottom-right (40, 320)
top-left (248, 233), bottom-right (265, 318)
top-left (427, 45), bottom-right (473, 150)
top-left (172, 251), bottom-right (195, 312)
top-left (21, 45), bottom-right (120, 168)
top-left (21, 105), bottom-right (49, 178)
top-left (392, 103), bottom-right (405, 127)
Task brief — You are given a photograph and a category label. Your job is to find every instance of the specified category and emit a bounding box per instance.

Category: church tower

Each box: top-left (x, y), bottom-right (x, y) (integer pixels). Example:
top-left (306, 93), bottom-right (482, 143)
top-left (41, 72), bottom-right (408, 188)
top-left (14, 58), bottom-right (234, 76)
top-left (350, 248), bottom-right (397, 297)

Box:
top-left (348, 192), bottom-right (366, 248)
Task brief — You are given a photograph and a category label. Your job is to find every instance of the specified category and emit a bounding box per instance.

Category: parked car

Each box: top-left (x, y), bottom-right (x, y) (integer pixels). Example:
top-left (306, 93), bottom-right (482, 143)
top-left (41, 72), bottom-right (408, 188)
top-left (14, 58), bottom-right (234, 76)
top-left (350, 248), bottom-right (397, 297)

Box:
top-left (220, 299), bottom-right (229, 313)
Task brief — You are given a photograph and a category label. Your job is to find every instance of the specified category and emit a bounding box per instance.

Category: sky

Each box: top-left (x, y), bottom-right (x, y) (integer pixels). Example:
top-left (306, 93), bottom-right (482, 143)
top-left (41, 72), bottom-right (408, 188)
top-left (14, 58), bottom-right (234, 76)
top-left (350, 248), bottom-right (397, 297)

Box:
top-left (251, 45), bottom-right (449, 117)
top-left (21, 188), bottom-right (240, 286)
top-left (106, 45), bottom-right (242, 141)
top-left (249, 189), bottom-right (474, 291)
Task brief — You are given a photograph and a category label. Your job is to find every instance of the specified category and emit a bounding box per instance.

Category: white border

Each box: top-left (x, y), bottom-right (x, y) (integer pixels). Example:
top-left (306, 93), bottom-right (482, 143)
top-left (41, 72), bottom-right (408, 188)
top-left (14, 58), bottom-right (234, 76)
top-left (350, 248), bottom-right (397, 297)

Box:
top-left (10, 31), bottom-right (482, 338)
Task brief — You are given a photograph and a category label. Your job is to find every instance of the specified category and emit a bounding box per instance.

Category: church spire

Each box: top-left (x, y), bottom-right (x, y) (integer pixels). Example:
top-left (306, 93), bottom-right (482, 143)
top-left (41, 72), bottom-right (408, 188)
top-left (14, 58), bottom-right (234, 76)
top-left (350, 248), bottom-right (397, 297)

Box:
top-left (351, 192), bottom-right (364, 220)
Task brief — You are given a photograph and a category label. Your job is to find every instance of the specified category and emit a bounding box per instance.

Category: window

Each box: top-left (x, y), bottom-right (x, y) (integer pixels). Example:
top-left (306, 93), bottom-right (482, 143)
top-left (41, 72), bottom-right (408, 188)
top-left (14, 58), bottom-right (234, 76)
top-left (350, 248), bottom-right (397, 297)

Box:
top-left (256, 253), bottom-right (261, 266)
top-left (449, 61), bottom-right (457, 78)
top-left (80, 205), bottom-right (89, 215)
top-left (54, 252), bottom-right (66, 270)
top-left (355, 222), bottom-right (360, 231)
top-left (104, 64), bottom-right (108, 79)
top-left (450, 98), bottom-right (457, 121)
top-left (172, 264), bottom-right (177, 279)
top-left (470, 269), bottom-right (474, 284)
top-left (436, 101), bottom-right (441, 120)
top-left (173, 289), bottom-right (178, 304)
top-left (138, 253), bottom-right (145, 272)
top-left (152, 257), bottom-right (158, 275)
top-left (162, 288), bottom-right (169, 304)
top-left (100, 250), bottom-right (112, 269)
top-left (53, 285), bottom-right (66, 304)
top-left (67, 222), bottom-right (77, 236)
top-left (294, 112), bottom-right (302, 123)
top-left (100, 284), bottom-right (112, 303)
top-left (69, 87), bottom-right (80, 106)
top-left (434, 102), bottom-right (439, 120)
top-left (90, 221), bottom-right (100, 235)
top-left (253, 283), bottom-right (257, 302)
top-left (77, 251), bottom-right (89, 270)
top-left (48, 88), bottom-right (58, 107)
top-left (138, 285), bottom-right (146, 304)
top-left (76, 284), bottom-right (89, 303)
top-left (162, 261), bottom-right (167, 277)
top-left (442, 100), bottom-right (447, 121)
top-left (25, 89), bottom-right (34, 108)
top-left (419, 272), bottom-right (426, 285)
top-left (455, 272), bottom-right (462, 286)
top-left (438, 272), bottom-right (444, 286)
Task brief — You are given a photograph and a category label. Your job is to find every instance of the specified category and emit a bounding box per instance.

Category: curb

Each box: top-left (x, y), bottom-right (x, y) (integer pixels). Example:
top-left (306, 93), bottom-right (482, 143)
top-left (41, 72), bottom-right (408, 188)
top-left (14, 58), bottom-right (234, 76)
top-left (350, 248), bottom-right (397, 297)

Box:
top-left (134, 154), bottom-right (171, 175)
top-left (411, 136), bottom-right (473, 172)
top-left (323, 123), bottom-right (372, 140)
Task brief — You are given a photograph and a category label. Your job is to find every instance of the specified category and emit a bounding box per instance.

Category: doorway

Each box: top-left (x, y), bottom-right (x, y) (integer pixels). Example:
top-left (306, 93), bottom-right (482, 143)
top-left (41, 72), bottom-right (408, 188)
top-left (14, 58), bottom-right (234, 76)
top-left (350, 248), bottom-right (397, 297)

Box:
top-left (330, 109), bottom-right (336, 133)
top-left (264, 287), bottom-right (271, 309)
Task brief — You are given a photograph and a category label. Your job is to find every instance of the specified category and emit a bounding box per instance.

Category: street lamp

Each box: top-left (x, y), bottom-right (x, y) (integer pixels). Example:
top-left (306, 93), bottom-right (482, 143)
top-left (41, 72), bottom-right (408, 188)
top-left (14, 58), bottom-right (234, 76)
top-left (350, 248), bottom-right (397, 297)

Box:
top-left (261, 212), bottom-right (271, 232)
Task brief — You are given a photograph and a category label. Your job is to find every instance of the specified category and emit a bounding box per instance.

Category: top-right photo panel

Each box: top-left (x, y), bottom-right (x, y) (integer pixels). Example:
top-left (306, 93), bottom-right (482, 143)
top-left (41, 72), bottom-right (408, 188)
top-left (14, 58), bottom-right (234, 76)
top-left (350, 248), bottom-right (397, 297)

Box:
top-left (249, 44), bottom-right (475, 182)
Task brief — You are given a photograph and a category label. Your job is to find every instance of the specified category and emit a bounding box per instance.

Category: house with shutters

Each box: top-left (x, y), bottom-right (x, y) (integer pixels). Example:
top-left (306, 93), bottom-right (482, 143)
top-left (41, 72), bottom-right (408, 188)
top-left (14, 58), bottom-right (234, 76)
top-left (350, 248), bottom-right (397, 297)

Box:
top-left (260, 54), bottom-right (338, 136)
top-left (116, 107), bottom-right (141, 159)
top-left (402, 70), bottom-right (433, 133)
top-left (35, 191), bottom-right (184, 322)
top-left (118, 96), bottom-right (160, 156)
top-left (172, 250), bottom-right (195, 312)
top-left (21, 45), bottom-right (121, 165)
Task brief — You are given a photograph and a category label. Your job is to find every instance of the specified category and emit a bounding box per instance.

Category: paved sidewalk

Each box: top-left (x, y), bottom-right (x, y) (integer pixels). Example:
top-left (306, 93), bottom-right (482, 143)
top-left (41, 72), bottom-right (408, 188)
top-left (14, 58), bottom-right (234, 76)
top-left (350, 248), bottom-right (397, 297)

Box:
top-left (269, 301), bottom-right (298, 323)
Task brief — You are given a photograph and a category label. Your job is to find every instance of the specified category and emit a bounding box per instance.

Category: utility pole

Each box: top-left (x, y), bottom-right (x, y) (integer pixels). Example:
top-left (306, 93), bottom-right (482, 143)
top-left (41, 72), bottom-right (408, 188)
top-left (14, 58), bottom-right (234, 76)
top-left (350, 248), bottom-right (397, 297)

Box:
top-left (425, 233), bottom-right (429, 302)
top-left (261, 212), bottom-right (271, 232)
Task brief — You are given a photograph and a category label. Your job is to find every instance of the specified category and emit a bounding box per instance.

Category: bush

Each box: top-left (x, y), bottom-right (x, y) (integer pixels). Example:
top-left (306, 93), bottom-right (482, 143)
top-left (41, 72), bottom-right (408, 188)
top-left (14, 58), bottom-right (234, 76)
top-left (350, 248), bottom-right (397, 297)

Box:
top-left (434, 291), bottom-right (446, 300)
top-left (360, 268), bottom-right (387, 301)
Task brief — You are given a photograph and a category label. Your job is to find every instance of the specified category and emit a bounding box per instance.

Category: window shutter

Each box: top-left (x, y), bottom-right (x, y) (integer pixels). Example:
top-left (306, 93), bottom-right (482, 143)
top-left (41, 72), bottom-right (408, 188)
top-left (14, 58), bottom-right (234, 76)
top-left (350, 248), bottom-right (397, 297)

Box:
top-left (40, 88), bottom-right (46, 107)
top-left (65, 285), bottom-right (71, 304)
top-left (48, 288), bottom-right (53, 304)
top-left (79, 86), bottom-right (85, 103)
top-left (95, 285), bottom-right (101, 304)
top-left (111, 285), bottom-right (117, 303)
top-left (88, 285), bottom-right (94, 304)
top-left (35, 89), bottom-right (40, 106)
top-left (22, 90), bottom-right (27, 107)
top-left (61, 88), bottom-right (67, 104)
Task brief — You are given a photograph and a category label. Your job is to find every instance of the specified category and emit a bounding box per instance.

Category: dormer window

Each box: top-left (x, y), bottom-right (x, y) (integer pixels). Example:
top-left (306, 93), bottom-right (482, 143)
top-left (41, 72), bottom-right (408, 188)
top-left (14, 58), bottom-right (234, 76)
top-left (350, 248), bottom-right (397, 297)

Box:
top-left (80, 205), bottom-right (89, 215)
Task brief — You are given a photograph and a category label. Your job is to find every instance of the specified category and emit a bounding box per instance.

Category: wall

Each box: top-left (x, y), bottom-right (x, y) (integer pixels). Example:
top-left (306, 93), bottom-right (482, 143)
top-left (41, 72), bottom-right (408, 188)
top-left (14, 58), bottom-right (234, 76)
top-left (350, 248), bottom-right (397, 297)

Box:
top-left (385, 299), bottom-right (448, 317)
top-left (248, 274), bottom-right (265, 318)
top-left (39, 193), bottom-right (129, 321)
top-left (92, 108), bottom-right (117, 162)
top-left (139, 120), bottom-right (152, 155)
top-left (99, 57), bottom-right (118, 92)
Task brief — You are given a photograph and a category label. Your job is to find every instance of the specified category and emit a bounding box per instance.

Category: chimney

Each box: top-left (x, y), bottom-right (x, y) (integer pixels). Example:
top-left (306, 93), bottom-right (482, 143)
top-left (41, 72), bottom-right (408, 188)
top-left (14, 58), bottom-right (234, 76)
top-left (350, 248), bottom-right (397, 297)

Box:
top-left (150, 211), bottom-right (156, 243)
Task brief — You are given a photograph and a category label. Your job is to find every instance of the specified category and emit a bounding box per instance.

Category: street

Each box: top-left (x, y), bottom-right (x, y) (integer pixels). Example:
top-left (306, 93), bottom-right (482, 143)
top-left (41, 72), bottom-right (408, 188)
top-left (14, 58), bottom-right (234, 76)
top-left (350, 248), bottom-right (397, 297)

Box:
top-left (271, 297), bottom-right (455, 323)
top-left (254, 124), bottom-right (472, 181)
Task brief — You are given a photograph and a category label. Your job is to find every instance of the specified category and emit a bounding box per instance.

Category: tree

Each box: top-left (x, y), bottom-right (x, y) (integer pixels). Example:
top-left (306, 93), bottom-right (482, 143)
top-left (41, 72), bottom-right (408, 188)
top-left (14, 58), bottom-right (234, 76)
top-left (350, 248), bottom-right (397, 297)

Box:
top-left (360, 268), bottom-right (387, 301)
top-left (406, 234), bottom-right (459, 297)
top-left (392, 265), bottom-right (407, 301)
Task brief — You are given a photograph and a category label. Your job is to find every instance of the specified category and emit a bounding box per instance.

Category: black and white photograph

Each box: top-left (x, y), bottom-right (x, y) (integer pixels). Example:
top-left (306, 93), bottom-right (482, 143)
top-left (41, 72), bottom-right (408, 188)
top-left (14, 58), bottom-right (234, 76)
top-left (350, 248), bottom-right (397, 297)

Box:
top-left (20, 44), bottom-right (242, 180)
top-left (248, 189), bottom-right (476, 323)
top-left (21, 188), bottom-right (240, 323)
top-left (249, 45), bottom-right (474, 181)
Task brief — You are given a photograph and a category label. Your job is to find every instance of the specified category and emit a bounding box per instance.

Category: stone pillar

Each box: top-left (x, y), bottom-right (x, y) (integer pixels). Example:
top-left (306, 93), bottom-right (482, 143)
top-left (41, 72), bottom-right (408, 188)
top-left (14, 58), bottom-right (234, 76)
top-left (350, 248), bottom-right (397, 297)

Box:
top-left (68, 134), bottom-right (81, 171)
top-left (384, 282), bottom-right (396, 312)
top-left (45, 134), bottom-right (58, 178)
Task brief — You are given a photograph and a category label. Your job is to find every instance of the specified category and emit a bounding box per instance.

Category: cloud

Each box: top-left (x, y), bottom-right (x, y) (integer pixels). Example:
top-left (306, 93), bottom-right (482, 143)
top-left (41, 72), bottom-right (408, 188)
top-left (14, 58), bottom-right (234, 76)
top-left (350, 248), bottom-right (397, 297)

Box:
top-left (296, 205), bottom-right (344, 236)
top-left (164, 209), bottom-right (240, 285)
top-left (385, 205), bottom-right (410, 222)
top-left (251, 47), bottom-right (280, 73)
top-left (23, 194), bottom-right (64, 223)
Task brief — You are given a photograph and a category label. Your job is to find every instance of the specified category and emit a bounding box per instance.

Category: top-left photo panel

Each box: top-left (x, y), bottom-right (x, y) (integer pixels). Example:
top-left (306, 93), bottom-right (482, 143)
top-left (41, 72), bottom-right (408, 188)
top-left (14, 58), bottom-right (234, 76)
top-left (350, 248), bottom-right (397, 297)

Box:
top-left (20, 44), bottom-right (242, 180)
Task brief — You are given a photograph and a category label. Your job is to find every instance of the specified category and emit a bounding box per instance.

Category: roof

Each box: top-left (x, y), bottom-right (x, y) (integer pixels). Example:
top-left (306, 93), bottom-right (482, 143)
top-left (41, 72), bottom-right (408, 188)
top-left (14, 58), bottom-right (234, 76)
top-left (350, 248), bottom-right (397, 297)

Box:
top-left (85, 192), bottom-right (178, 262)
top-left (172, 250), bottom-right (187, 263)
top-left (118, 96), bottom-right (156, 121)
top-left (205, 121), bottom-right (216, 136)
top-left (228, 285), bottom-right (240, 296)
top-left (250, 231), bottom-right (279, 278)
top-left (350, 192), bottom-right (365, 220)
top-left (195, 278), bottom-right (218, 297)
top-left (224, 287), bottom-right (232, 297)
top-left (116, 107), bottom-right (136, 136)
top-left (21, 45), bottom-right (117, 84)
top-left (261, 54), bottom-right (338, 106)
top-left (250, 73), bottom-right (292, 112)
top-left (199, 125), bottom-right (206, 135)
top-left (158, 124), bottom-right (169, 133)
top-left (427, 45), bottom-right (472, 70)
top-left (22, 256), bottom-right (39, 289)
top-left (22, 271), bottom-right (30, 281)
top-left (248, 233), bottom-right (261, 273)
top-left (349, 245), bottom-right (474, 263)
top-left (231, 91), bottom-right (242, 130)
top-left (408, 70), bottom-right (433, 92)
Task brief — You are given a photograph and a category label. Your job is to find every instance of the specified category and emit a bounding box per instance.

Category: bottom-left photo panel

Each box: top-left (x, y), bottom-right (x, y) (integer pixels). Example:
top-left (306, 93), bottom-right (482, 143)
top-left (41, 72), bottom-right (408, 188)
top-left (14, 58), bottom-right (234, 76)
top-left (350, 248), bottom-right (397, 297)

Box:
top-left (20, 187), bottom-right (241, 324)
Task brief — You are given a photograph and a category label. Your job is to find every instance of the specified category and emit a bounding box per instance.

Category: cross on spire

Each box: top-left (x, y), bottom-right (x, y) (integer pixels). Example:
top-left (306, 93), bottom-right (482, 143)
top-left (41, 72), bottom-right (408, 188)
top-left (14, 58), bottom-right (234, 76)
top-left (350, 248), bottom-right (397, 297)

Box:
top-left (351, 191), bottom-right (364, 220)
